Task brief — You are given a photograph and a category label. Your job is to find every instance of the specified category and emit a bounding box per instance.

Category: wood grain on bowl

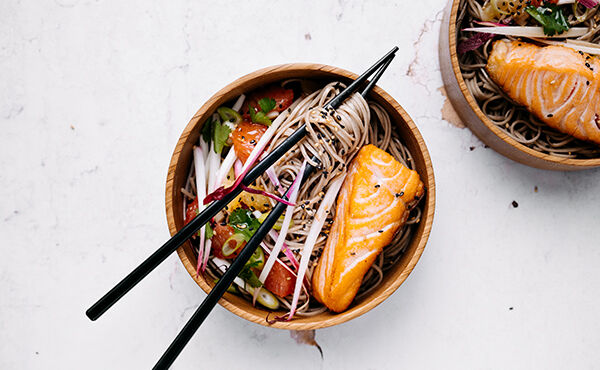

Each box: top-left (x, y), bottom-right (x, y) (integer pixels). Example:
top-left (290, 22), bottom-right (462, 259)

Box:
top-left (439, 0), bottom-right (600, 170)
top-left (165, 64), bottom-right (435, 330)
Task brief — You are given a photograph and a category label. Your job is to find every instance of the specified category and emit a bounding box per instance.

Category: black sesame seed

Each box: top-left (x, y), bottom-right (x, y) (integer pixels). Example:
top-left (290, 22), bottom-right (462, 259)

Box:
top-left (547, 114), bottom-right (553, 118)
top-left (374, 184), bottom-right (380, 188)
top-left (378, 230), bottom-right (383, 233)
top-left (512, 200), bottom-right (519, 208)
top-left (587, 81), bottom-right (591, 85)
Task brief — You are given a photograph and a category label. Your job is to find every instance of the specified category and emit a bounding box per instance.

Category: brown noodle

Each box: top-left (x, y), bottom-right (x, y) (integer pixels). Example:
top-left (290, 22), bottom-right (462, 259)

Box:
top-left (458, 0), bottom-right (600, 158)
top-left (181, 80), bottom-right (423, 317)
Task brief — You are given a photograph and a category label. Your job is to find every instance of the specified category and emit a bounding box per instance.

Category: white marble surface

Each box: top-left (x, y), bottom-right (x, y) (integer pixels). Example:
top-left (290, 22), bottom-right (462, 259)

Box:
top-left (2, 1), bottom-right (600, 369)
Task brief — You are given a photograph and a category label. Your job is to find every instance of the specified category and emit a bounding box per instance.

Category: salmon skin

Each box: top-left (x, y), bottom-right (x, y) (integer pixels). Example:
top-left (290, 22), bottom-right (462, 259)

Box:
top-left (486, 40), bottom-right (600, 145)
top-left (311, 145), bottom-right (424, 313)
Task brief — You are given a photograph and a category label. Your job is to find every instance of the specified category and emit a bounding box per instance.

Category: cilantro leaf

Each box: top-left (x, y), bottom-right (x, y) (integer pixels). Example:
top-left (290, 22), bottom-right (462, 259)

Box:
top-left (212, 118), bottom-right (231, 154)
top-left (238, 264), bottom-right (262, 288)
top-left (228, 208), bottom-right (262, 240)
top-left (248, 104), bottom-right (271, 126)
top-left (205, 222), bottom-right (214, 239)
top-left (258, 97), bottom-right (276, 113)
top-left (201, 116), bottom-right (213, 144)
top-left (248, 98), bottom-right (275, 126)
top-left (526, 5), bottom-right (569, 36)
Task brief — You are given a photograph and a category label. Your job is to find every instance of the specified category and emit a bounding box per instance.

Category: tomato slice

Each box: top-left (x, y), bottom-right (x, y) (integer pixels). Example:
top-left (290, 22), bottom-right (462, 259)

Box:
top-left (242, 85), bottom-right (294, 118)
top-left (263, 261), bottom-right (296, 298)
top-left (184, 198), bottom-right (199, 226)
top-left (211, 224), bottom-right (243, 259)
top-left (231, 121), bottom-right (268, 164)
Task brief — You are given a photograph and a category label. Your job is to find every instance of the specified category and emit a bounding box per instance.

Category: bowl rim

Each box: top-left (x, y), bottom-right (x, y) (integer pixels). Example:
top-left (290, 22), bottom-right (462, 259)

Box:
top-left (165, 63), bottom-right (436, 330)
top-left (446, 0), bottom-right (600, 168)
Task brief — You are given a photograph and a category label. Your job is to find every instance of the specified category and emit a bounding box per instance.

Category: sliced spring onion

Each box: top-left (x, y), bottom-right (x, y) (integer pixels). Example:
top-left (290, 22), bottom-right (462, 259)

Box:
top-left (193, 146), bottom-right (207, 274)
top-left (212, 257), bottom-right (279, 309)
top-left (256, 213), bottom-right (293, 231)
top-left (221, 233), bottom-right (246, 257)
top-left (288, 174), bottom-right (346, 320)
top-left (217, 107), bottom-right (242, 126)
top-left (204, 97), bottom-right (303, 205)
top-left (255, 160), bottom-right (307, 304)
top-left (463, 26), bottom-right (588, 38)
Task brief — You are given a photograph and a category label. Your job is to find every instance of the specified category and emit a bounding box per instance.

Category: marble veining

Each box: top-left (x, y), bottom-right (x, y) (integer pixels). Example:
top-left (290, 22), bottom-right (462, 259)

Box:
top-left (1, 0), bottom-right (600, 369)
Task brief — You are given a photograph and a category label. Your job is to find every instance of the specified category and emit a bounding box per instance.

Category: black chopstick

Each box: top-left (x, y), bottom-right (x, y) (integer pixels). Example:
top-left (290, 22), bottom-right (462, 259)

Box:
top-left (361, 56), bottom-right (394, 98)
top-left (86, 47), bottom-right (398, 322)
top-left (153, 160), bottom-right (317, 370)
top-left (85, 126), bottom-right (307, 321)
top-left (153, 54), bottom-right (398, 368)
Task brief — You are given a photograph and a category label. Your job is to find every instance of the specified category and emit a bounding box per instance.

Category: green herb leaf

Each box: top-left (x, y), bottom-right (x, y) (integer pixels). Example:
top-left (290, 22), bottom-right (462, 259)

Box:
top-left (201, 116), bottom-right (213, 144)
top-left (238, 264), bottom-right (262, 288)
top-left (228, 208), bottom-right (262, 240)
top-left (253, 111), bottom-right (272, 126)
top-left (205, 222), bottom-right (214, 239)
top-left (258, 97), bottom-right (276, 113)
top-left (217, 107), bottom-right (242, 125)
top-left (248, 104), bottom-right (272, 125)
top-left (525, 5), bottom-right (569, 36)
top-left (213, 118), bottom-right (231, 154)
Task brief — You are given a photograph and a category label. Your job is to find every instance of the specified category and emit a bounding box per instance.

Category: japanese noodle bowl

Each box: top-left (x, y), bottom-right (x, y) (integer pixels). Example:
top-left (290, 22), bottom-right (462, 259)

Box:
top-left (441, 0), bottom-right (600, 170)
top-left (165, 64), bottom-right (435, 330)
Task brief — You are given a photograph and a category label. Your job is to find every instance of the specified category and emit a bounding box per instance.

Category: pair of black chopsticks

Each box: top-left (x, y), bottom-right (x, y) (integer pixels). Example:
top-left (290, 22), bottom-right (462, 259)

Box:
top-left (86, 46), bottom-right (398, 369)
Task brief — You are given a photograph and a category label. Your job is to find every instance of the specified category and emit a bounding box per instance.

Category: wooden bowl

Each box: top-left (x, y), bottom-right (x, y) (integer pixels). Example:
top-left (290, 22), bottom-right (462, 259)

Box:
top-left (439, 0), bottom-right (600, 170)
top-left (165, 63), bottom-right (435, 330)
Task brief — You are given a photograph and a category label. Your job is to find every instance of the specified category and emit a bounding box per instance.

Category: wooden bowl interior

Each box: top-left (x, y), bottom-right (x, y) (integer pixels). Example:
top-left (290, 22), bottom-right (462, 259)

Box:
top-left (165, 64), bottom-right (435, 330)
top-left (442, 0), bottom-right (600, 170)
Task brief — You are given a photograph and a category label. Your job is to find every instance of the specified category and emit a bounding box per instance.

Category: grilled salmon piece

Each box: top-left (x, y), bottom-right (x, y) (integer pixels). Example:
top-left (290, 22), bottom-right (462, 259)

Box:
top-left (312, 145), bottom-right (424, 312)
top-left (486, 40), bottom-right (600, 145)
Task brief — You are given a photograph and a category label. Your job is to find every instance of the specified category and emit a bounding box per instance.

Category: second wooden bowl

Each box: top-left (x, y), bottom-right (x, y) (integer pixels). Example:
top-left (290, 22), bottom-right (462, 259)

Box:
top-left (439, 0), bottom-right (600, 170)
top-left (165, 63), bottom-right (435, 330)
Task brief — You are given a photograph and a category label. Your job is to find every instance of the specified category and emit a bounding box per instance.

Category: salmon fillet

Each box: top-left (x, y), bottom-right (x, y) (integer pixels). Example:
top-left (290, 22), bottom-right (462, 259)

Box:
top-left (486, 40), bottom-right (600, 145)
top-left (312, 145), bottom-right (424, 312)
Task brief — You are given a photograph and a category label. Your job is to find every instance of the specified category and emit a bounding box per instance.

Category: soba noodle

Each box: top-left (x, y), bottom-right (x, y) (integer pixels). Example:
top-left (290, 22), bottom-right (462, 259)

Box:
top-left (182, 81), bottom-right (422, 317)
top-left (458, 0), bottom-right (600, 158)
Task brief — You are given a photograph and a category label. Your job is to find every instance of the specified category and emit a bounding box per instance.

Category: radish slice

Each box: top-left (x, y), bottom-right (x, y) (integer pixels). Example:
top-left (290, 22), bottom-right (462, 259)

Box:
top-left (266, 168), bottom-right (285, 195)
top-left (268, 230), bottom-right (299, 270)
top-left (232, 94), bottom-right (246, 112)
top-left (463, 26), bottom-right (588, 38)
top-left (254, 160), bottom-right (307, 304)
top-left (288, 174), bottom-right (346, 320)
top-left (193, 146), bottom-right (207, 275)
top-left (214, 149), bottom-right (237, 189)
top-left (234, 159), bottom-right (243, 178)
top-left (473, 20), bottom-right (508, 27)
